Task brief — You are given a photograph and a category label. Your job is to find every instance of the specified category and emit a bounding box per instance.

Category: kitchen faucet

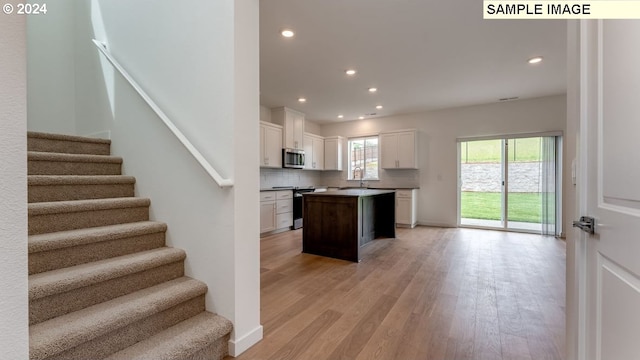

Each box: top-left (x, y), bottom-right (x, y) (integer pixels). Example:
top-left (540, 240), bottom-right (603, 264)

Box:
top-left (353, 166), bottom-right (366, 188)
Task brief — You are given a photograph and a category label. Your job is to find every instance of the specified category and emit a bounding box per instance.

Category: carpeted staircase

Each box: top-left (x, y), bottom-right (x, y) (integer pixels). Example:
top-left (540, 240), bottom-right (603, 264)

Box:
top-left (27, 131), bottom-right (233, 360)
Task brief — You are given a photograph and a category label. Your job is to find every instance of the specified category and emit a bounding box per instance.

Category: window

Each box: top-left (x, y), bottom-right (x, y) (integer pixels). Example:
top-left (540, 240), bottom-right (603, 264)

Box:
top-left (348, 136), bottom-right (379, 180)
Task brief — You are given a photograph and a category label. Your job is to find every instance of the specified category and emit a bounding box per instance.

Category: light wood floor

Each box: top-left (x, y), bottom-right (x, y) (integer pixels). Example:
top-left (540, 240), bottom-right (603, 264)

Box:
top-left (230, 226), bottom-right (565, 360)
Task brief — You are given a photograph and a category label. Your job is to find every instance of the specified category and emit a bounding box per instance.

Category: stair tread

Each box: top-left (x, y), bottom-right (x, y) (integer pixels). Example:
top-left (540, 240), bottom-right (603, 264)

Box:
top-left (30, 247), bottom-right (186, 300)
top-left (105, 312), bottom-right (232, 360)
top-left (29, 277), bottom-right (207, 360)
top-left (29, 221), bottom-right (167, 253)
top-left (29, 197), bottom-right (151, 216)
top-left (28, 131), bottom-right (111, 145)
top-left (28, 151), bottom-right (123, 163)
top-left (28, 175), bottom-right (136, 186)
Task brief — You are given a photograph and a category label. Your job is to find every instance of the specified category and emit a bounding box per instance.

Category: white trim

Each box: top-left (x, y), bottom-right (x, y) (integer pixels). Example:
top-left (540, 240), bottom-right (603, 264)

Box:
top-left (416, 220), bottom-right (457, 228)
top-left (228, 325), bottom-right (263, 357)
top-left (456, 130), bottom-right (564, 142)
top-left (92, 39), bottom-right (233, 188)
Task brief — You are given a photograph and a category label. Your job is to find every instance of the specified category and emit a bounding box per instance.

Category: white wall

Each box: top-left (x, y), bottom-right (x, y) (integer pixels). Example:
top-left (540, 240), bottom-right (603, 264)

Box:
top-left (0, 6), bottom-right (29, 359)
top-left (25, 1), bottom-right (262, 354)
top-left (26, 0), bottom-right (77, 134)
top-left (56, 0), bottom-right (260, 354)
top-left (231, 0), bottom-right (262, 355)
top-left (304, 119), bottom-right (321, 135)
top-left (321, 95), bottom-right (567, 227)
top-left (259, 105), bottom-right (271, 123)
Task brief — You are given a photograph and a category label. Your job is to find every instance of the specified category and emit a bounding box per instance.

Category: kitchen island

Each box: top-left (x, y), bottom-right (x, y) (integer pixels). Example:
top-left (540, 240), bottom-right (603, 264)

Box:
top-left (302, 189), bottom-right (395, 262)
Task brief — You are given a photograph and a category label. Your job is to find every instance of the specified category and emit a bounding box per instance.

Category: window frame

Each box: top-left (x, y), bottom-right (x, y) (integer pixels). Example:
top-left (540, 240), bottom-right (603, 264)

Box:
top-left (347, 135), bottom-right (380, 181)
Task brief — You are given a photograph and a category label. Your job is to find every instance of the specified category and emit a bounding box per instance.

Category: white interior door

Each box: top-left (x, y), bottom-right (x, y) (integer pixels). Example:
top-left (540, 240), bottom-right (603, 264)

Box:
top-left (579, 20), bottom-right (640, 360)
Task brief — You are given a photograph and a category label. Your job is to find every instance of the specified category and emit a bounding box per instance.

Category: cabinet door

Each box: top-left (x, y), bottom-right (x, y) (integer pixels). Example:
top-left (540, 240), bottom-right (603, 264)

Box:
top-left (260, 201), bottom-right (276, 233)
top-left (312, 136), bottom-right (324, 170)
top-left (324, 138), bottom-right (340, 170)
top-left (303, 134), bottom-right (314, 169)
top-left (264, 125), bottom-right (282, 168)
top-left (397, 132), bottom-right (416, 169)
top-left (396, 197), bottom-right (412, 225)
top-left (380, 133), bottom-right (398, 169)
top-left (292, 112), bottom-right (305, 149)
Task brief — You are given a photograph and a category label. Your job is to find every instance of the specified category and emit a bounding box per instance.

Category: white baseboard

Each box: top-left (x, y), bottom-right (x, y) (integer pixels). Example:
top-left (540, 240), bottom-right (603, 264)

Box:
top-left (228, 325), bottom-right (263, 357)
top-left (416, 220), bottom-right (457, 228)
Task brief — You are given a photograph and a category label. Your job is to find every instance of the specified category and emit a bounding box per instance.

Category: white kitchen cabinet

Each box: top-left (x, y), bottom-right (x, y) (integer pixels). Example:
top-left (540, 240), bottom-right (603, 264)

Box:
top-left (380, 130), bottom-right (418, 169)
top-left (324, 136), bottom-right (343, 171)
top-left (275, 190), bottom-right (293, 229)
top-left (303, 133), bottom-right (324, 170)
top-left (260, 121), bottom-right (283, 168)
top-left (396, 189), bottom-right (417, 228)
top-left (260, 191), bottom-right (277, 233)
top-left (271, 107), bottom-right (305, 149)
top-left (261, 190), bottom-right (292, 234)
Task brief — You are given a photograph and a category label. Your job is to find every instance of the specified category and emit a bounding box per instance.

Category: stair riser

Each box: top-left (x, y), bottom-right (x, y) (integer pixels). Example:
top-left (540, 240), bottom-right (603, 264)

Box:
top-left (29, 160), bottom-right (122, 176)
top-left (44, 296), bottom-right (205, 360)
top-left (30, 261), bottom-right (185, 325)
top-left (185, 335), bottom-right (230, 360)
top-left (29, 207), bottom-right (149, 235)
top-left (29, 183), bottom-right (135, 203)
top-left (28, 138), bottom-right (111, 156)
top-left (29, 232), bottom-right (166, 275)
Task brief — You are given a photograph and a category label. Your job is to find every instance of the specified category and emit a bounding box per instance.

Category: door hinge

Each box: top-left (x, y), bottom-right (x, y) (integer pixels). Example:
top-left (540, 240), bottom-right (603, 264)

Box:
top-left (573, 216), bottom-right (595, 234)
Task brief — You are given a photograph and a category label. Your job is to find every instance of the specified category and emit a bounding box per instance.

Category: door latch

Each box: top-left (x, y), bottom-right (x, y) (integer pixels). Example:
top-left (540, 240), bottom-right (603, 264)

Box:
top-left (573, 216), bottom-right (595, 234)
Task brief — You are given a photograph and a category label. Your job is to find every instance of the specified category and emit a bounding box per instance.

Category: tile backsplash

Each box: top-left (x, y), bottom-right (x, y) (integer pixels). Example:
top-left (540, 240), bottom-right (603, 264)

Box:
top-left (260, 168), bottom-right (324, 189)
top-left (321, 169), bottom-right (420, 189)
top-left (260, 168), bottom-right (420, 189)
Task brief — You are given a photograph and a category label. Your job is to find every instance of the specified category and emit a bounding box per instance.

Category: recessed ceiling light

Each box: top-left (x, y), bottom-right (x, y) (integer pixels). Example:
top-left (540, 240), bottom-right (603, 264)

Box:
top-left (281, 29), bottom-right (294, 38)
top-left (345, 69), bottom-right (356, 76)
top-left (358, 116), bottom-right (365, 120)
top-left (298, 97), bottom-right (306, 103)
top-left (368, 87), bottom-right (377, 93)
top-left (337, 114), bottom-right (344, 119)
top-left (528, 56), bottom-right (543, 64)
top-left (376, 105), bottom-right (383, 109)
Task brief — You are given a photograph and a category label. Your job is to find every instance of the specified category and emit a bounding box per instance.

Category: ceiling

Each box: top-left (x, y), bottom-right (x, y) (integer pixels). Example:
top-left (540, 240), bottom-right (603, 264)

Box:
top-left (259, 0), bottom-right (567, 124)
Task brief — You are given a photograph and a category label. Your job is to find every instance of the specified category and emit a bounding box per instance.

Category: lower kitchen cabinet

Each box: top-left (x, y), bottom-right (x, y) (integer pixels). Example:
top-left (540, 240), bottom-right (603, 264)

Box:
top-left (260, 190), bottom-right (292, 235)
top-left (396, 189), bottom-right (417, 228)
top-left (260, 192), bottom-right (277, 233)
top-left (275, 191), bottom-right (293, 229)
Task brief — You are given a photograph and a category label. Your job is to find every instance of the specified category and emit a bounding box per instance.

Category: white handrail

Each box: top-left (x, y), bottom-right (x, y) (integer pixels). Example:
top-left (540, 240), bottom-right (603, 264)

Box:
top-left (92, 39), bottom-right (233, 188)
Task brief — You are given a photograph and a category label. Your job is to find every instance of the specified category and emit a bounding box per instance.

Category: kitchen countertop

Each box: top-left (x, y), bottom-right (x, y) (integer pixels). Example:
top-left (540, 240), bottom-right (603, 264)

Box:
top-left (303, 189), bottom-right (395, 197)
top-left (260, 186), bottom-right (327, 192)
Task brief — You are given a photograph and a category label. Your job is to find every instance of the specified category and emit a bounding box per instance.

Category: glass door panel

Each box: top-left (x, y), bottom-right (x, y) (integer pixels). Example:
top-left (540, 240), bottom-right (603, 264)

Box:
top-left (506, 137), bottom-right (543, 232)
top-left (460, 139), bottom-right (504, 228)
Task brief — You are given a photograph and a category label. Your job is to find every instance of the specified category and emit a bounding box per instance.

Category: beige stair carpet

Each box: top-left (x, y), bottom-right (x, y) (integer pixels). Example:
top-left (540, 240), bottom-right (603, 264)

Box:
top-left (27, 131), bottom-right (232, 360)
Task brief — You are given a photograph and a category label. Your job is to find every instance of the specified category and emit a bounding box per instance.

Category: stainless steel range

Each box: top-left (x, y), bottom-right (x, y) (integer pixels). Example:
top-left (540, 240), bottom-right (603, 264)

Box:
top-left (292, 187), bottom-right (315, 229)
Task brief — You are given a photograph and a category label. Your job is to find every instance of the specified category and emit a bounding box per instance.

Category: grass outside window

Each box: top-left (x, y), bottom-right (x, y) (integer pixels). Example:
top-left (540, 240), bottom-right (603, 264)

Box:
top-left (461, 192), bottom-right (555, 223)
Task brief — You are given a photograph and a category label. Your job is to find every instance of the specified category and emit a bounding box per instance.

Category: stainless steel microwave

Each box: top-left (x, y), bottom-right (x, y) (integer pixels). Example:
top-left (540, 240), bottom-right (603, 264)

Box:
top-left (283, 148), bottom-right (305, 169)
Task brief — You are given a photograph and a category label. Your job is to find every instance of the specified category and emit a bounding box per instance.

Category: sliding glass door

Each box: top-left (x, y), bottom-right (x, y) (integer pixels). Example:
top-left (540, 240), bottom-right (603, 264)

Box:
top-left (460, 139), bottom-right (505, 228)
top-left (459, 135), bottom-right (560, 235)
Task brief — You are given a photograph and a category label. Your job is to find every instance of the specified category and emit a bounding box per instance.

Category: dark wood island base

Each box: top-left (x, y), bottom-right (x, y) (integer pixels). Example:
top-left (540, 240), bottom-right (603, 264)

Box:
top-left (302, 189), bottom-right (396, 262)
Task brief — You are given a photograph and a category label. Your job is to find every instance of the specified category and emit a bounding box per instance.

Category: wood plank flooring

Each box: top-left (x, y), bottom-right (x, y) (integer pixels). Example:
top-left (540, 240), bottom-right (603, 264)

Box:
top-left (230, 226), bottom-right (565, 360)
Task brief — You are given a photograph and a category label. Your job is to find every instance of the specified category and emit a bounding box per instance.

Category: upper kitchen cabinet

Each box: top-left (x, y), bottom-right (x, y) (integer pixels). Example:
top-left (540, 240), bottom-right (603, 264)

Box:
top-left (324, 136), bottom-right (344, 171)
top-left (380, 130), bottom-right (418, 169)
top-left (271, 107), bottom-right (305, 150)
top-left (260, 121), bottom-right (282, 168)
top-left (303, 133), bottom-right (324, 170)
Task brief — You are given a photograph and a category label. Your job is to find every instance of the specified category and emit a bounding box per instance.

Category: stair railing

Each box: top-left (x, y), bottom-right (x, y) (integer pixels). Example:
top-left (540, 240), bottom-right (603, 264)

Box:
top-left (92, 39), bottom-right (233, 188)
